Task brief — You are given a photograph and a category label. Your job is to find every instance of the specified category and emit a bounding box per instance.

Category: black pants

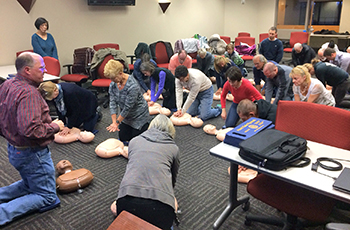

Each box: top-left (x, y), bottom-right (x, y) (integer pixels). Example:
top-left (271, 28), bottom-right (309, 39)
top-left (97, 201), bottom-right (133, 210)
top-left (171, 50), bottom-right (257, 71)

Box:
top-left (162, 88), bottom-right (176, 110)
top-left (118, 122), bottom-right (149, 142)
top-left (333, 78), bottom-right (350, 108)
top-left (116, 196), bottom-right (175, 230)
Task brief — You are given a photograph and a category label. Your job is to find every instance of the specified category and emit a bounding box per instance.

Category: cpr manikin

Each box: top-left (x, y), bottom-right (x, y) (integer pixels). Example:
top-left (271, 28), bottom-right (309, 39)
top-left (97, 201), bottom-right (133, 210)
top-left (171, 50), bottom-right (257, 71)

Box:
top-left (170, 113), bottom-right (203, 128)
top-left (203, 124), bottom-right (233, 141)
top-left (203, 124), bottom-right (257, 183)
top-left (149, 103), bottom-right (171, 116)
top-left (95, 138), bottom-right (129, 158)
top-left (54, 127), bottom-right (95, 144)
top-left (55, 160), bottom-right (94, 193)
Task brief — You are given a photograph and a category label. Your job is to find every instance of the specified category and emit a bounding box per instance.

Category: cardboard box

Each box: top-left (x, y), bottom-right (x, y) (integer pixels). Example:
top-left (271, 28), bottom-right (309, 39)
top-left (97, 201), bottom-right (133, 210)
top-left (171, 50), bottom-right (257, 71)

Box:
top-left (223, 117), bottom-right (275, 147)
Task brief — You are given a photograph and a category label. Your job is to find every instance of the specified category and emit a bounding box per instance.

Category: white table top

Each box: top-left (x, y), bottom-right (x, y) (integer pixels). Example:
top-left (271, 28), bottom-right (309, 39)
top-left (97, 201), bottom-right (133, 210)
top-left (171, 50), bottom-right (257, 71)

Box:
top-left (0, 65), bottom-right (60, 82)
top-left (210, 141), bottom-right (350, 204)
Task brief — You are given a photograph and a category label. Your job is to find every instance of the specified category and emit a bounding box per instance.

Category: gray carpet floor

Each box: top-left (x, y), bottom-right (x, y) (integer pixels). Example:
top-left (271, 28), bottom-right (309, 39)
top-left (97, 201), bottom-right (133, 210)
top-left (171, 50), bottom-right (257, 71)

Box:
top-left (0, 62), bottom-right (348, 229)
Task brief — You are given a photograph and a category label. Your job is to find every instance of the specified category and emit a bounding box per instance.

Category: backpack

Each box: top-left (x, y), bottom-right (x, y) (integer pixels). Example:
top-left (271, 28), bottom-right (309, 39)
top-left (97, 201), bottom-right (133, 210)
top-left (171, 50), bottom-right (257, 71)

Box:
top-left (71, 47), bottom-right (95, 75)
top-left (239, 129), bottom-right (310, 171)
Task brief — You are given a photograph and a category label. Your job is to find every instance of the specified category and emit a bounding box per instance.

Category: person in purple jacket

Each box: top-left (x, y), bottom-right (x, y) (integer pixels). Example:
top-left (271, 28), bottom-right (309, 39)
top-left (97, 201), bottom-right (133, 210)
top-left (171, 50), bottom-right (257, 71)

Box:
top-left (140, 61), bottom-right (176, 111)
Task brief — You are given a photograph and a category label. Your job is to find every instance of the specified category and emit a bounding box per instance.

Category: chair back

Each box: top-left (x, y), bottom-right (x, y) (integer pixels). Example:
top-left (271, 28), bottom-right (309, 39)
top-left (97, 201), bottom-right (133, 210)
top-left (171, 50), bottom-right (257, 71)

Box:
top-left (16, 49), bottom-right (34, 57)
top-left (275, 101), bottom-right (350, 150)
top-left (97, 55), bottom-right (114, 80)
top-left (154, 42), bottom-right (170, 65)
top-left (43, 56), bottom-right (60, 76)
top-left (234, 37), bottom-right (255, 46)
top-left (93, 43), bottom-right (120, 51)
top-left (238, 32), bottom-right (250, 37)
top-left (289, 32), bottom-right (309, 47)
top-left (220, 36), bottom-right (231, 44)
top-left (259, 33), bottom-right (269, 43)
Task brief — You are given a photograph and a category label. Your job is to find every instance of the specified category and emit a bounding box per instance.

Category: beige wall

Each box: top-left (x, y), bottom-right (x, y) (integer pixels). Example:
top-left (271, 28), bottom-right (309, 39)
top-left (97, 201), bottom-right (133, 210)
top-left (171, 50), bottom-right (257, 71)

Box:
top-left (340, 0), bottom-right (350, 32)
top-left (223, 0), bottom-right (277, 42)
top-left (0, 0), bottom-right (276, 71)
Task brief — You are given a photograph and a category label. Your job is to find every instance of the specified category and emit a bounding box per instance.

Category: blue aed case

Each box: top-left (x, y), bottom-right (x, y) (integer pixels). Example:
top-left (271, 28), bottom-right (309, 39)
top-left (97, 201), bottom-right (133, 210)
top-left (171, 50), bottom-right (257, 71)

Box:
top-left (223, 117), bottom-right (275, 147)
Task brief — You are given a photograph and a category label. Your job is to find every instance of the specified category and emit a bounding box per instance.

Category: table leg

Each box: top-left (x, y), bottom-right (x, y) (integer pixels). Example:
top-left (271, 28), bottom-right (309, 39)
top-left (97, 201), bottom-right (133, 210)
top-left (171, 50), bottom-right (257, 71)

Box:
top-left (213, 162), bottom-right (250, 230)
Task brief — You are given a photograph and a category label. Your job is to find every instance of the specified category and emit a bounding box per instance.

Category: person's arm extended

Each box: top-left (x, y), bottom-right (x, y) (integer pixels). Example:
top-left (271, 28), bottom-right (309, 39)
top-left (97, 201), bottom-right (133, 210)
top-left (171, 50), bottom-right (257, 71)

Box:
top-left (264, 78), bottom-right (274, 103)
top-left (151, 71), bottom-right (166, 102)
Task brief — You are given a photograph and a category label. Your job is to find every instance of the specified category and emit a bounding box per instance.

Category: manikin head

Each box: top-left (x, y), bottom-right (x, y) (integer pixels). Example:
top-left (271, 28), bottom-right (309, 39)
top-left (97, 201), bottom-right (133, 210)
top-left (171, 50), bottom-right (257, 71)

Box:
top-left (79, 131), bottom-right (95, 143)
top-left (56, 160), bottom-right (73, 174)
top-left (189, 117), bottom-right (204, 128)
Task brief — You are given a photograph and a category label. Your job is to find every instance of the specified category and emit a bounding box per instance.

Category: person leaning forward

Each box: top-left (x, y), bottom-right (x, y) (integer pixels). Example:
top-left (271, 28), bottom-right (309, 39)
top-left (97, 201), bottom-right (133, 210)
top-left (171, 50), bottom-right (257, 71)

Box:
top-left (0, 52), bottom-right (64, 225)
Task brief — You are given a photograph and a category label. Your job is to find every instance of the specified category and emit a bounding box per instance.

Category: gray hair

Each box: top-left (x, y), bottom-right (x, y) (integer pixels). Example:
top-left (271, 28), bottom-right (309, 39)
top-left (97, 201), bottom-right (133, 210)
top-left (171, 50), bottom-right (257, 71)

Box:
top-left (140, 61), bottom-right (156, 75)
top-left (149, 114), bottom-right (176, 139)
top-left (253, 54), bottom-right (267, 64)
top-left (15, 52), bottom-right (36, 72)
top-left (294, 43), bottom-right (302, 49)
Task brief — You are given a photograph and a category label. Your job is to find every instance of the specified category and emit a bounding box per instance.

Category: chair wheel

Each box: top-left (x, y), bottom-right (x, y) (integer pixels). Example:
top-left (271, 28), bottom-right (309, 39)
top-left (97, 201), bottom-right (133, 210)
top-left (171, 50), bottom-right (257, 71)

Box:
top-left (242, 201), bottom-right (250, 211)
top-left (244, 219), bottom-right (252, 226)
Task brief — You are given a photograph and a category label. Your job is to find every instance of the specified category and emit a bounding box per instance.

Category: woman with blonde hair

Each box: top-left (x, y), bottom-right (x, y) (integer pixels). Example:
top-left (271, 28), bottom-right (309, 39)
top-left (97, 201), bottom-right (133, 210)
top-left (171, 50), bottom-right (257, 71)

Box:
top-left (104, 59), bottom-right (150, 144)
top-left (289, 65), bottom-right (335, 106)
top-left (213, 56), bottom-right (237, 95)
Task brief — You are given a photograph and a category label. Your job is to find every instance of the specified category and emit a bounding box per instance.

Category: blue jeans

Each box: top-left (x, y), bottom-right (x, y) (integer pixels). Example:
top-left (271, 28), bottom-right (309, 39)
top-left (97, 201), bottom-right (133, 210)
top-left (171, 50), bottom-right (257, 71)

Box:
top-left (0, 144), bottom-right (57, 225)
top-left (225, 102), bottom-right (239, 128)
top-left (186, 86), bottom-right (221, 121)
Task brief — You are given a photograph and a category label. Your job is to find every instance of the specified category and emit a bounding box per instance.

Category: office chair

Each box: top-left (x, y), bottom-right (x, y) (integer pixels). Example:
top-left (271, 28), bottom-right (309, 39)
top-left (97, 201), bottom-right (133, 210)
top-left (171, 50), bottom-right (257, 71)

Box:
top-left (238, 32), bottom-right (250, 37)
top-left (283, 31), bottom-right (309, 53)
top-left (91, 44), bottom-right (129, 108)
top-left (16, 49), bottom-right (34, 57)
top-left (245, 101), bottom-right (350, 230)
top-left (60, 47), bottom-right (95, 86)
top-left (220, 36), bottom-right (231, 44)
top-left (234, 36), bottom-right (256, 61)
top-left (149, 41), bottom-right (174, 69)
top-left (259, 33), bottom-right (269, 43)
top-left (43, 56), bottom-right (60, 77)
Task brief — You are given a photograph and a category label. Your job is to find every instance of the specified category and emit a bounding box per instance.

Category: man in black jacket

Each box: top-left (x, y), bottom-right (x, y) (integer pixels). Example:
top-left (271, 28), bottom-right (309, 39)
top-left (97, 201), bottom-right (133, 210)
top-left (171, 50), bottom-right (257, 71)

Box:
top-left (236, 99), bottom-right (277, 124)
top-left (292, 43), bottom-right (316, 67)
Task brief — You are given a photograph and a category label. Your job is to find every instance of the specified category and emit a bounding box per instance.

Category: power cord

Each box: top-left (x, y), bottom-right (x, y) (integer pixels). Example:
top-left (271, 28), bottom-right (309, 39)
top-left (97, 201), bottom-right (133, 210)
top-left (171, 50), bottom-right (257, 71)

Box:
top-left (311, 157), bottom-right (350, 179)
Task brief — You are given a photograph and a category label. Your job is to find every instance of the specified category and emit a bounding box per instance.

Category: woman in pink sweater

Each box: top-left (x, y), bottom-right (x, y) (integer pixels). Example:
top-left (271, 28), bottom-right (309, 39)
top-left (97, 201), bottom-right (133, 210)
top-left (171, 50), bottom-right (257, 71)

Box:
top-left (221, 66), bottom-right (263, 127)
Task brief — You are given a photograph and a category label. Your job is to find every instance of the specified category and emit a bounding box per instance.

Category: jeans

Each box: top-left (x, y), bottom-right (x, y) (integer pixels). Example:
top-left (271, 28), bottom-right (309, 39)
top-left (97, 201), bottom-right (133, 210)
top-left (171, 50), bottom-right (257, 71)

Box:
top-left (0, 144), bottom-right (57, 225)
top-left (186, 86), bottom-right (221, 121)
top-left (225, 102), bottom-right (239, 128)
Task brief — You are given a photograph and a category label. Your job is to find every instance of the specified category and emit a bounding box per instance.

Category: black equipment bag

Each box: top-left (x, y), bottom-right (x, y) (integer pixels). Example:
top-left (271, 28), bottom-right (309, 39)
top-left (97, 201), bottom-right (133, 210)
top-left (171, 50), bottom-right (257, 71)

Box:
top-left (71, 47), bottom-right (95, 74)
top-left (239, 129), bottom-right (310, 171)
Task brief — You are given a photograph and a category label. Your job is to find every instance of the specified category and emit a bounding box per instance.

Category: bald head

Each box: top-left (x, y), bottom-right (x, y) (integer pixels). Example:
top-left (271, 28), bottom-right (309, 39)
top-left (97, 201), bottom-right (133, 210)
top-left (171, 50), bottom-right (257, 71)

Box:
top-left (263, 62), bottom-right (277, 79)
top-left (15, 52), bottom-right (45, 84)
top-left (294, 43), bottom-right (303, 53)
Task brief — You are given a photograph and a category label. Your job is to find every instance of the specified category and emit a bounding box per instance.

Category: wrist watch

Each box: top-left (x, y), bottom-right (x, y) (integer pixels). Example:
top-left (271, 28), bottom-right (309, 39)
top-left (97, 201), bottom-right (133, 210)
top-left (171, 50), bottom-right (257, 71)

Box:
top-left (116, 120), bottom-right (120, 125)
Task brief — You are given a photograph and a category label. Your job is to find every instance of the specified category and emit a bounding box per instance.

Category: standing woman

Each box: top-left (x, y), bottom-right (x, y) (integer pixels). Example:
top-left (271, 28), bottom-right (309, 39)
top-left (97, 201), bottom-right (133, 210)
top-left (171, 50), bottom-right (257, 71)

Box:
top-left (31, 17), bottom-right (58, 60)
top-left (289, 65), bottom-right (335, 106)
top-left (140, 61), bottom-right (176, 111)
top-left (115, 114), bottom-right (180, 230)
top-left (104, 60), bottom-right (150, 143)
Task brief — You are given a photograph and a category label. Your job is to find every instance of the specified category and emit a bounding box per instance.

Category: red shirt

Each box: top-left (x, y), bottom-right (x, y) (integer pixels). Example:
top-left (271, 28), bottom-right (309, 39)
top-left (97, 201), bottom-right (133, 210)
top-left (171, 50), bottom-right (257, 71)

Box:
top-left (0, 75), bottom-right (60, 147)
top-left (220, 78), bottom-right (263, 109)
